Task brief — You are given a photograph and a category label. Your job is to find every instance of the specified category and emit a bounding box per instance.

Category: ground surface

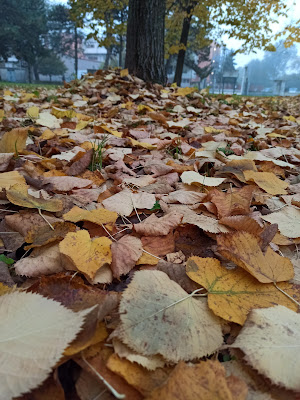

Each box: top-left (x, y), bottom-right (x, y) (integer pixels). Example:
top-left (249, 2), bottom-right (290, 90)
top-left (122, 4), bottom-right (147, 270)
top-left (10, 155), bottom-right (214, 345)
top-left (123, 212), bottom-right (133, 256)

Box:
top-left (0, 69), bottom-right (300, 400)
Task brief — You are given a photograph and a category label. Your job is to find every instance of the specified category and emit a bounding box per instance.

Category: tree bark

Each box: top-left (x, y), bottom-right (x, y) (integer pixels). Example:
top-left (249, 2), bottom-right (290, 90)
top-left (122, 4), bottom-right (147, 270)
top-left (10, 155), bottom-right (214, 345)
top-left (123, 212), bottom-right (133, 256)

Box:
top-left (33, 63), bottom-right (39, 82)
top-left (27, 64), bottom-right (32, 83)
top-left (74, 25), bottom-right (78, 78)
top-left (104, 46), bottom-right (112, 69)
top-left (125, 0), bottom-right (166, 84)
top-left (173, 4), bottom-right (195, 87)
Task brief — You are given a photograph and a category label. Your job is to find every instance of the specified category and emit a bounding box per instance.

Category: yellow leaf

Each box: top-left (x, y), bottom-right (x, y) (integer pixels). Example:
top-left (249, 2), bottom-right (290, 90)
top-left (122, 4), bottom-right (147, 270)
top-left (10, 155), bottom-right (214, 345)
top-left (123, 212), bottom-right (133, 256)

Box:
top-left (64, 321), bottom-right (108, 357)
top-left (0, 171), bottom-right (26, 190)
top-left (0, 283), bottom-right (14, 296)
top-left (174, 87), bottom-right (196, 97)
top-left (204, 126), bottom-right (224, 134)
top-left (0, 109), bottom-right (4, 122)
top-left (136, 252), bottom-right (159, 265)
top-left (26, 106), bottom-right (39, 119)
top-left (101, 125), bottom-right (123, 137)
top-left (267, 132), bottom-right (286, 138)
top-left (243, 170), bottom-right (288, 195)
top-left (217, 231), bottom-right (294, 283)
top-left (6, 184), bottom-right (63, 212)
top-left (120, 68), bottom-right (129, 77)
top-left (0, 127), bottom-right (28, 153)
top-left (186, 257), bottom-right (299, 325)
top-left (128, 138), bottom-right (156, 150)
top-left (21, 93), bottom-right (36, 102)
top-left (59, 230), bottom-right (112, 280)
top-left (75, 120), bottom-right (90, 130)
top-left (4, 90), bottom-right (13, 96)
top-left (52, 107), bottom-right (76, 119)
top-left (63, 206), bottom-right (117, 226)
top-left (137, 104), bottom-right (155, 113)
top-left (40, 129), bottom-right (56, 140)
top-left (283, 115), bottom-right (296, 122)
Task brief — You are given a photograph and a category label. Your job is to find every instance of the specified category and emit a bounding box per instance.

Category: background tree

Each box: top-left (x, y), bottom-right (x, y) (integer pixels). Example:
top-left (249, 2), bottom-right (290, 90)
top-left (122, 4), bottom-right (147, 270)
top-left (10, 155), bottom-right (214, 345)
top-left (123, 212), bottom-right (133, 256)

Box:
top-left (38, 54), bottom-right (67, 82)
top-left (0, 0), bottom-right (49, 82)
top-left (69, 0), bottom-right (128, 68)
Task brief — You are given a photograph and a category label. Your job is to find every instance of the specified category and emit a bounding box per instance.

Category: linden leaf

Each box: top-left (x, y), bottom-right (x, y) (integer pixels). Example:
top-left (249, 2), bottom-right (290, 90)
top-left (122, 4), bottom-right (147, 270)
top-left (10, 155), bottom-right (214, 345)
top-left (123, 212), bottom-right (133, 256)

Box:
top-left (102, 190), bottom-right (156, 216)
top-left (217, 231), bottom-right (294, 283)
top-left (181, 171), bottom-right (226, 187)
top-left (63, 206), bottom-right (118, 226)
top-left (145, 360), bottom-right (247, 400)
top-left (111, 235), bottom-right (143, 278)
top-left (117, 270), bottom-right (223, 363)
top-left (0, 171), bottom-right (26, 190)
top-left (134, 212), bottom-right (183, 236)
top-left (230, 306), bottom-right (300, 391)
top-left (0, 128), bottom-right (28, 153)
top-left (209, 186), bottom-right (254, 218)
top-left (6, 184), bottom-right (63, 212)
top-left (59, 230), bottom-right (112, 280)
top-left (243, 170), bottom-right (288, 195)
top-left (0, 291), bottom-right (93, 400)
top-left (186, 257), bottom-right (299, 325)
top-left (262, 206), bottom-right (300, 238)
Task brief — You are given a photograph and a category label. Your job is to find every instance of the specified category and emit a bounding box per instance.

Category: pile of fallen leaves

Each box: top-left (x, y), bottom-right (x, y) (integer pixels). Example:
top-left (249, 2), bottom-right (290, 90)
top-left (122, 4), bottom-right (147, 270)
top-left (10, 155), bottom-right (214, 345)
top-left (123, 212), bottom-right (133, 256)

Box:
top-left (0, 69), bottom-right (300, 400)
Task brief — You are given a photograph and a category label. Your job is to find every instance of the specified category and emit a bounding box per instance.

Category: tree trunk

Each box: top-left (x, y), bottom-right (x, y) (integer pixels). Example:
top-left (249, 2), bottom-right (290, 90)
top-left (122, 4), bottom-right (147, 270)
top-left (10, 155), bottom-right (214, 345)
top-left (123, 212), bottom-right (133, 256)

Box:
top-left (27, 64), bottom-right (32, 83)
top-left (119, 35), bottom-right (123, 67)
top-left (173, 5), bottom-right (194, 87)
top-left (104, 46), bottom-right (112, 69)
top-left (74, 25), bottom-right (78, 78)
top-left (125, 0), bottom-right (166, 84)
top-left (33, 64), bottom-right (39, 82)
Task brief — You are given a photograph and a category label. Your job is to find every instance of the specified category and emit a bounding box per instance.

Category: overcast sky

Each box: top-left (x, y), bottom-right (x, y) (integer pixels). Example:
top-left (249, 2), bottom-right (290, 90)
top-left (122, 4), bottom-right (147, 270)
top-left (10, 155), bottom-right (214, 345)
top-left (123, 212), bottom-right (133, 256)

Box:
top-left (49, 0), bottom-right (299, 67)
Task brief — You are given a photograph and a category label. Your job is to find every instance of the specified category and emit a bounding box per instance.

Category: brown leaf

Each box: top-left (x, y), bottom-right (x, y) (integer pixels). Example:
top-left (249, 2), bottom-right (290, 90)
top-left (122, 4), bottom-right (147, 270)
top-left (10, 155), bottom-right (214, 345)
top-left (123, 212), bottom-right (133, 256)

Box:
top-left (141, 232), bottom-right (175, 257)
top-left (111, 235), bottom-right (143, 278)
top-left (134, 212), bottom-right (183, 236)
top-left (43, 176), bottom-right (93, 192)
top-left (0, 127), bottom-right (28, 153)
top-left (209, 186), bottom-right (254, 218)
top-left (66, 149), bottom-right (93, 176)
top-left (24, 221), bottom-right (76, 249)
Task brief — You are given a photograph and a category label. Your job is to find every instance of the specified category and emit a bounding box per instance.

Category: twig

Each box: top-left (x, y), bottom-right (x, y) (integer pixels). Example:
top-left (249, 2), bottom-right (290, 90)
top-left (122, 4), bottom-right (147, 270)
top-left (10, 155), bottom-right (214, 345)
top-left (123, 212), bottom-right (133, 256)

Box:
top-left (38, 208), bottom-right (54, 230)
top-left (274, 282), bottom-right (300, 307)
top-left (81, 353), bottom-right (125, 399)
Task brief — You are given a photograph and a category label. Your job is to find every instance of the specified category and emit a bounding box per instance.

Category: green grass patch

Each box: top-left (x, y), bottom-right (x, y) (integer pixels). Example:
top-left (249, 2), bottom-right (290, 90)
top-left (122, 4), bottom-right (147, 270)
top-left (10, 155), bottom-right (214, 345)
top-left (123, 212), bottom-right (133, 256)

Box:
top-left (0, 81), bottom-right (61, 90)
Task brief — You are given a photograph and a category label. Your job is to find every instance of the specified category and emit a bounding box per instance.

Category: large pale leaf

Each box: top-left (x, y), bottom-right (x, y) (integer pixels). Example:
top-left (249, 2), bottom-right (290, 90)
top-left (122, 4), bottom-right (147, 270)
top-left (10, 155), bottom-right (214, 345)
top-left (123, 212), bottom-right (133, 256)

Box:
top-left (230, 306), bottom-right (300, 391)
top-left (262, 206), bottom-right (300, 238)
top-left (117, 270), bottom-right (223, 363)
top-left (0, 291), bottom-right (93, 400)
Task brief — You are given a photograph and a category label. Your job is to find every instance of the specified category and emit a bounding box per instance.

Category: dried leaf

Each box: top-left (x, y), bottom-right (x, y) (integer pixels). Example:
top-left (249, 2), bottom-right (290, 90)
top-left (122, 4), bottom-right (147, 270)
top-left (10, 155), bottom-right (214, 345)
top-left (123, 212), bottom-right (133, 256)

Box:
top-left (0, 127), bottom-right (28, 153)
top-left (111, 235), bottom-right (143, 278)
top-left (0, 291), bottom-right (92, 400)
top-left (243, 170), bottom-right (288, 195)
top-left (117, 270), bottom-right (223, 363)
top-left (186, 257), bottom-right (299, 324)
top-left (43, 176), bottom-right (92, 192)
top-left (262, 206), bottom-right (300, 238)
top-left (59, 230), bottom-right (112, 280)
top-left (210, 186), bottom-right (254, 218)
top-left (15, 244), bottom-right (64, 277)
top-left (0, 171), bottom-right (26, 190)
top-left (145, 360), bottom-right (247, 400)
top-left (63, 206), bottom-right (117, 226)
top-left (230, 306), bottom-right (300, 391)
top-left (134, 212), bottom-right (183, 236)
top-left (7, 184), bottom-right (63, 212)
top-left (102, 190), bottom-right (156, 216)
top-left (217, 231), bottom-right (294, 283)
top-left (181, 171), bottom-right (226, 187)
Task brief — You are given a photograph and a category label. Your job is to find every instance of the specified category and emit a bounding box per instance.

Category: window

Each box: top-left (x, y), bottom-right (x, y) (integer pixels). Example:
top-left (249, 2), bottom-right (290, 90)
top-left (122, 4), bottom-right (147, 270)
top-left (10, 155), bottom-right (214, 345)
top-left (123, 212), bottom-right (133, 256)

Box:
top-left (88, 56), bottom-right (98, 61)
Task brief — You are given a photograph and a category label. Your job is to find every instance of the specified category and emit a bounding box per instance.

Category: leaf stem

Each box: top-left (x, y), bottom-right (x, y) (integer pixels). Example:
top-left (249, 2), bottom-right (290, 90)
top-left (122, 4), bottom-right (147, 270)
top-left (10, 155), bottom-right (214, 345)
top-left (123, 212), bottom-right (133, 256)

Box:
top-left (38, 208), bottom-right (54, 230)
top-left (274, 282), bottom-right (300, 307)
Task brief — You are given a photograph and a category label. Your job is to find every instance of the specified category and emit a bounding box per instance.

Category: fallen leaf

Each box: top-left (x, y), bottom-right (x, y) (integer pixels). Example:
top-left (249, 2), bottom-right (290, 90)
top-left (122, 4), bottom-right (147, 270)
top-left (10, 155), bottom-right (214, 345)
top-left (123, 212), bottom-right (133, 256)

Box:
top-left (37, 112), bottom-right (61, 129)
top-left (134, 212), bottom-right (183, 236)
top-left (145, 360), bottom-right (247, 400)
top-left (181, 171), bottom-right (226, 187)
top-left (26, 106), bottom-right (39, 119)
top-left (107, 353), bottom-right (170, 396)
top-left (24, 221), bottom-right (76, 249)
top-left (43, 176), bottom-right (93, 192)
top-left (161, 190), bottom-right (207, 205)
top-left (262, 206), bottom-right (300, 238)
top-left (186, 257), bottom-right (299, 324)
top-left (141, 232), bottom-right (175, 257)
top-left (0, 127), bottom-right (28, 153)
top-left (0, 171), bottom-right (27, 190)
top-left (209, 186), bottom-right (254, 218)
top-left (15, 244), bottom-right (64, 277)
top-left (181, 208), bottom-right (229, 233)
top-left (230, 306), bottom-right (300, 391)
top-left (59, 230), bottom-right (112, 280)
top-left (6, 184), bottom-right (63, 212)
top-left (243, 170), bottom-right (288, 195)
top-left (63, 206), bottom-right (117, 226)
top-left (217, 231), bottom-right (294, 283)
top-left (0, 153), bottom-right (14, 172)
top-left (111, 235), bottom-right (143, 278)
top-left (0, 290), bottom-right (92, 400)
top-left (102, 190), bottom-right (156, 216)
top-left (116, 270), bottom-right (223, 362)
